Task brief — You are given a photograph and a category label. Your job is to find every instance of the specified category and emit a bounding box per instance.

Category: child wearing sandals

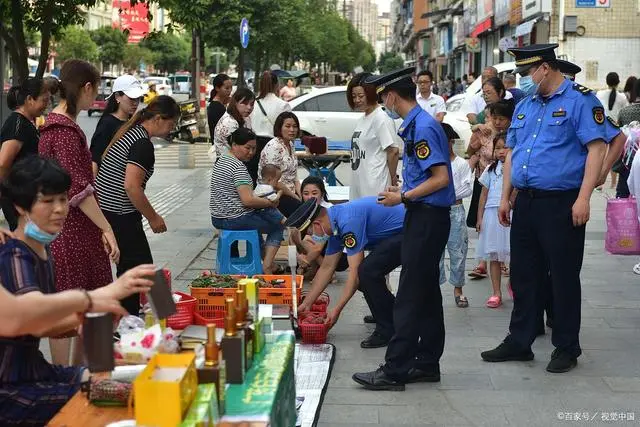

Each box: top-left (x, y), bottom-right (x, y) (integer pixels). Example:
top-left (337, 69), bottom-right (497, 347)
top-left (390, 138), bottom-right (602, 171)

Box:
top-left (476, 132), bottom-right (510, 308)
top-left (439, 123), bottom-right (473, 307)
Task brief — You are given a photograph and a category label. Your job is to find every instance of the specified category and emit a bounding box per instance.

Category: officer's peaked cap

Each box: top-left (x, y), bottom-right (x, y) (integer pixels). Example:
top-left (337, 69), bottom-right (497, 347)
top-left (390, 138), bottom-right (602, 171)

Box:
top-left (284, 198), bottom-right (322, 235)
top-left (365, 67), bottom-right (416, 101)
top-left (508, 44), bottom-right (563, 74)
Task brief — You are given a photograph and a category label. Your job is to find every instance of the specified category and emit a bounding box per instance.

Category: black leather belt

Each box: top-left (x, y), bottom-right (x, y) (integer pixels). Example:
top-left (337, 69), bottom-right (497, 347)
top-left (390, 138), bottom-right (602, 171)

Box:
top-left (518, 188), bottom-right (580, 198)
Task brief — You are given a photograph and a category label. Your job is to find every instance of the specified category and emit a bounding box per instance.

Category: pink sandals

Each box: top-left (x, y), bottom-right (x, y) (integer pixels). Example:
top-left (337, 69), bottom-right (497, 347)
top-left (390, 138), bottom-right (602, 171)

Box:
top-left (486, 295), bottom-right (502, 308)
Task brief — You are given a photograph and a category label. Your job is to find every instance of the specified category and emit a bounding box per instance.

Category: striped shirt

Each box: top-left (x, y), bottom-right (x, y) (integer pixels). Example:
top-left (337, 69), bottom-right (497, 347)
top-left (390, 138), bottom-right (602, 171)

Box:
top-left (210, 153), bottom-right (253, 219)
top-left (96, 125), bottom-right (154, 215)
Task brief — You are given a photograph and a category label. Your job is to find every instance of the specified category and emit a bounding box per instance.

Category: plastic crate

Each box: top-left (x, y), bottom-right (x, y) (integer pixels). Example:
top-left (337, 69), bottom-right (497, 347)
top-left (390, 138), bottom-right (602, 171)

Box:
top-left (253, 274), bottom-right (304, 306)
top-left (189, 274), bottom-right (246, 316)
top-left (166, 291), bottom-right (197, 330)
top-left (299, 312), bottom-right (328, 344)
top-left (193, 311), bottom-right (225, 328)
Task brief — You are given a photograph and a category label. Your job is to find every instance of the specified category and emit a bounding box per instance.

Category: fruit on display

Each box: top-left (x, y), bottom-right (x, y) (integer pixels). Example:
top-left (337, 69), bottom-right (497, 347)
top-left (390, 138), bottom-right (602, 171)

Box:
top-left (256, 278), bottom-right (287, 288)
top-left (191, 271), bottom-right (239, 288)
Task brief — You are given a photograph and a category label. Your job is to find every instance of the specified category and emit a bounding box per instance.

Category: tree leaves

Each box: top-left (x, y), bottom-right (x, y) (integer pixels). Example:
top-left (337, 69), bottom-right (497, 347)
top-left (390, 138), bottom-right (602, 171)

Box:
top-left (89, 26), bottom-right (128, 67)
top-left (56, 26), bottom-right (99, 63)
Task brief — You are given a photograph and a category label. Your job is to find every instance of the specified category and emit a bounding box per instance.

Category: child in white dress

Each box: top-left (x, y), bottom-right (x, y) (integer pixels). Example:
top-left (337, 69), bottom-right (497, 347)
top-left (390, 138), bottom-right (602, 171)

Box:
top-left (476, 133), bottom-right (510, 308)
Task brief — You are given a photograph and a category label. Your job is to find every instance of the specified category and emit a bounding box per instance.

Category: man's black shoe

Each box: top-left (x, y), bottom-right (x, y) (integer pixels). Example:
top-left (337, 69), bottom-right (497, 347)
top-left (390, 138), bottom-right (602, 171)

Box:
top-left (352, 367), bottom-right (405, 391)
top-left (406, 367), bottom-right (440, 383)
top-left (546, 349), bottom-right (577, 373)
top-left (360, 332), bottom-right (390, 349)
top-left (481, 342), bottom-right (534, 362)
top-left (363, 315), bottom-right (376, 324)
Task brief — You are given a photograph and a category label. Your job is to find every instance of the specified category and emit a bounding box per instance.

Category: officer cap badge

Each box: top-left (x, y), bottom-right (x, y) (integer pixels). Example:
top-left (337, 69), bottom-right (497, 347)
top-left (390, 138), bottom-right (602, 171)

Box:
top-left (284, 198), bottom-right (321, 235)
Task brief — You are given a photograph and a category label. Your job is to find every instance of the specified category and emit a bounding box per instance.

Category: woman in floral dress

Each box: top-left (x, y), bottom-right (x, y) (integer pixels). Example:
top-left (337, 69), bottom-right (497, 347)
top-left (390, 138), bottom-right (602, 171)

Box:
top-left (39, 59), bottom-right (120, 365)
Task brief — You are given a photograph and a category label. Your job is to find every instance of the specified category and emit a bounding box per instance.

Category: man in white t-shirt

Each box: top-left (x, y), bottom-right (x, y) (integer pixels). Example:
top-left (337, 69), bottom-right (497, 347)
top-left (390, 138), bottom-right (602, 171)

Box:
top-left (462, 66), bottom-right (512, 124)
top-left (416, 70), bottom-right (446, 122)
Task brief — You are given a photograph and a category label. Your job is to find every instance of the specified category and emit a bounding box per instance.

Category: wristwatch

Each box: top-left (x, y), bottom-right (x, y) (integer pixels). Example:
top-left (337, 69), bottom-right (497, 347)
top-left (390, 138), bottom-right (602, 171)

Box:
top-left (401, 191), bottom-right (408, 204)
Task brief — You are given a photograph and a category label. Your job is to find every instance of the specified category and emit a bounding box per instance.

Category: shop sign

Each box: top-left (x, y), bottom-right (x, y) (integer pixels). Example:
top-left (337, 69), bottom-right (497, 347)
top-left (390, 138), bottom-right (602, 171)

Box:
top-left (465, 37), bottom-right (481, 52)
top-left (509, 0), bottom-right (523, 26)
top-left (498, 36), bottom-right (516, 52)
top-left (112, 0), bottom-right (150, 44)
top-left (522, 0), bottom-right (552, 19)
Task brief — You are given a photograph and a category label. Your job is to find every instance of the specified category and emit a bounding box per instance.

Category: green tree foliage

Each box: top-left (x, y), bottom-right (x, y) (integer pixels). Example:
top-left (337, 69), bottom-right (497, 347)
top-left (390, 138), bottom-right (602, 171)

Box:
top-left (0, 0), bottom-right (100, 82)
top-left (89, 26), bottom-right (128, 68)
top-left (122, 44), bottom-right (156, 72)
top-left (139, 31), bottom-right (190, 73)
top-left (56, 26), bottom-right (99, 64)
top-left (378, 52), bottom-right (405, 73)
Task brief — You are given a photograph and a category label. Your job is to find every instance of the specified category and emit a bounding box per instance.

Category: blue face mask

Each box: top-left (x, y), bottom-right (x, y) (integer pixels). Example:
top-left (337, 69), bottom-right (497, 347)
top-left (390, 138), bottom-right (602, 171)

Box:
top-left (383, 94), bottom-right (401, 120)
top-left (519, 76), bottom-right (537, 96)
top-left (310, 222), bottom-right (331, 244)
top-left (25, 215), bottom-right (59, 245)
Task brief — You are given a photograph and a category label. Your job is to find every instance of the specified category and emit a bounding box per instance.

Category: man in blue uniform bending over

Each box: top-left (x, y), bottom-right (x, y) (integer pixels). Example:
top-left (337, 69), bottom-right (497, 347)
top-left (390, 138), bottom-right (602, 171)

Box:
top-left (351, 67), bottom-right (455, 391)
top-left (286, 196), bottom-right (405, 349)
top-left (481, 44), bottom-right (607, 373)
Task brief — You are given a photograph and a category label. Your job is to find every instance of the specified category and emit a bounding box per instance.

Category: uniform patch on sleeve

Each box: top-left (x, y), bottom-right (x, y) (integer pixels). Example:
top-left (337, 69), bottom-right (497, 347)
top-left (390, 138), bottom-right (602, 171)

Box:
top-left (592, 107), bottom-right (605, 125)
top-left (414, 140), bottom-right (431, 160)
top-left (572, 83), bottom-right (593, 94)
top-left (516, 114), bottom-right (525, 120)
top-left (607, 116), bottom-right (620, 128)
top-left (342, 232), bottom-right (357, 249)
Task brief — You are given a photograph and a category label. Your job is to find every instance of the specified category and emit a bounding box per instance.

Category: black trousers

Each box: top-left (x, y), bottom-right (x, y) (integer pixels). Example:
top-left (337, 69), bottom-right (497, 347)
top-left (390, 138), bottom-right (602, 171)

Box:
top-left (383, 203), bottom-right (450, 379)
top-left (616, 167), bottom-right (630, 198)
top-left (0, 198), bottom-right (18, 231)
top-left (357, 233), bottom-right (403, 339)
top-left (104, 211), bottom-right (154, 315)
top-left (466, 178), bottom-right (482, 228)
top-left (504, 190), bottom-right (584, 358)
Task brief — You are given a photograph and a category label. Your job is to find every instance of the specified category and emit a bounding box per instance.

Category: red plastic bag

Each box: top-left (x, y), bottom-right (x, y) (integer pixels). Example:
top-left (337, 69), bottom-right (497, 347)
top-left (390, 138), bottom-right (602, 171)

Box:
top-left (605, 197), bottom-right (640, 255)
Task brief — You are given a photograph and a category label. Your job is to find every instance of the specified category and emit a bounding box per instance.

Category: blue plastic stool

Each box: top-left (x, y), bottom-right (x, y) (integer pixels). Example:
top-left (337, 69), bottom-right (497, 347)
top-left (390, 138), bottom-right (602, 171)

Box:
top-left (309, 168), bottom-right (337, 186)
top-left (216, 229), bottom-right (263, 276)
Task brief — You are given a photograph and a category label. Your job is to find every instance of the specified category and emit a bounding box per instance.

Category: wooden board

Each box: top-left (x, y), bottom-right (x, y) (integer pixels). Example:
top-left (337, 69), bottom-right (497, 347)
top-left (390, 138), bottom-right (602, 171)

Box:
top-left (48, 392), bottom-right (131, 427)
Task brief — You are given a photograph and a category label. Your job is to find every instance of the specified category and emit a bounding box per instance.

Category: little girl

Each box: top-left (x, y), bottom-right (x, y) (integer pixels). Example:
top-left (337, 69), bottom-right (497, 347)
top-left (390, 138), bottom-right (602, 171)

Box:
top-left (476, 132), bottom-right (510, 308)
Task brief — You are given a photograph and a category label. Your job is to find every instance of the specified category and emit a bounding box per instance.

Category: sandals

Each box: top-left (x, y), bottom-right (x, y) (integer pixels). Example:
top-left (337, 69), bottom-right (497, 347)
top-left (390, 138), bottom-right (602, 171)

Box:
top-left (468, 265), bottom-right (488, 279)
top-left (454, 295), bottom-right (469, 308)
top-left (486, 295), bottom-right (502, 308)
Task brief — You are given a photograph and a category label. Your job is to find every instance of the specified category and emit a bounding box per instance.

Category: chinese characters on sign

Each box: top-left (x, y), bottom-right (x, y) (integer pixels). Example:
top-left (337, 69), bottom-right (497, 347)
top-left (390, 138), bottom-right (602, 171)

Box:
top-left (576, 0), bottom-right (611, 7)
top-left (112, 0), bottom-right (150, 44)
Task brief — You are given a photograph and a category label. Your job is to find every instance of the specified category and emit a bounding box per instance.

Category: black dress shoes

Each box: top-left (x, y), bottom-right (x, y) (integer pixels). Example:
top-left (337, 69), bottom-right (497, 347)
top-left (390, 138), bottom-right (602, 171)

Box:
top-left (363, 315), bottom-right (376, 324)
top-left (481, 342), bottom-right (535, 362)
top-left (546, 349), bottom-right (577, 373)
top-left (360, 332), bottom-right (390, 349)
top-left (352, 367), bottom-right (405, 391)
top-left (406, 367), bottom-right (441, 383)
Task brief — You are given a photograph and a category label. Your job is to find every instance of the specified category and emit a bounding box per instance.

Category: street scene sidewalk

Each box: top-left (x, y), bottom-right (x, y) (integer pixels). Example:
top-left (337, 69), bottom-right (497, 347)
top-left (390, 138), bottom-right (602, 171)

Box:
top-left (10, 114), bottom-right (638, 426)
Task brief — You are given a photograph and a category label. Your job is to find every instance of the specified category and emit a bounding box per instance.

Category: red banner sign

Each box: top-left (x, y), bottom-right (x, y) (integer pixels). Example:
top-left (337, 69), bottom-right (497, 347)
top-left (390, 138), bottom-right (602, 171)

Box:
top-left (112, 0), bottom-right (150, 44)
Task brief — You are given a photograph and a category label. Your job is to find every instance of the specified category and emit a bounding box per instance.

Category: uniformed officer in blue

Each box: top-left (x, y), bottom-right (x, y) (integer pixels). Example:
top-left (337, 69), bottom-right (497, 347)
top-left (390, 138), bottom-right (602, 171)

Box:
top-left (285, 197), bottom-right (405, 348)
top-left (350, 67), bottom-right (455, 391)
top-left (481, 44), bottom-right (607, 373)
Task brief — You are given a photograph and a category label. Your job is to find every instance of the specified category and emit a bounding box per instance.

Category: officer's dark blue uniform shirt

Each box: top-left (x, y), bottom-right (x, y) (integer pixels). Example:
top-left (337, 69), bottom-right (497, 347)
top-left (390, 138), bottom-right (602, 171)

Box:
top-left (325, 196), bottom-right (405, 257)
top-left (507, 79), bottom-right (608, 190)
top-left (399, 105), bottom-right (455, 206)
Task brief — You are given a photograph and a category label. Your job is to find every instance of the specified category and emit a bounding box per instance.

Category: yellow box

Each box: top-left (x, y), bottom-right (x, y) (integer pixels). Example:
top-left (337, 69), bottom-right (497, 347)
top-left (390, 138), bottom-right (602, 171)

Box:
top-left (134, 353), bottom-right (199, 427)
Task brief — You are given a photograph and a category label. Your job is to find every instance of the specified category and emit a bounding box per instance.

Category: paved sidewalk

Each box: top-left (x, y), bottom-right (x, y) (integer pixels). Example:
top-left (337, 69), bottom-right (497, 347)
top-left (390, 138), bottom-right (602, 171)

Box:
top-left (183, 184), bottom-right (640, 426)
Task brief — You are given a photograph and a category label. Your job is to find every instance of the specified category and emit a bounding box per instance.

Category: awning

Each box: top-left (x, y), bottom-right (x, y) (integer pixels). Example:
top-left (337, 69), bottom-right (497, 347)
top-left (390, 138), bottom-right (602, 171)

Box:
top-left (421, 9), bottom-right (449, 19)
top-left (515, 19), bottom-right (538, 37)
top-left (471, 18), bottom-right (492, 37)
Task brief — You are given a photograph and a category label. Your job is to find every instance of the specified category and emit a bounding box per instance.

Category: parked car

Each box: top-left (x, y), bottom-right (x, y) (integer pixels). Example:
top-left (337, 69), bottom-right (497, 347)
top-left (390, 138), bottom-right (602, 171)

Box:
top-left (142, 76), bottom-right (173, 97)
top-left (444, 61), bottom-right (518, 148)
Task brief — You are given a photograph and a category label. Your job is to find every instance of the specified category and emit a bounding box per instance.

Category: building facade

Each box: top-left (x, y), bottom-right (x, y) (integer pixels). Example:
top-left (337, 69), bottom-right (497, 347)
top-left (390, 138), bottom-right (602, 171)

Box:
top-left (391, 0), bottom-right (639, 87)
top-left (338, 0), bottom-right (379, 46)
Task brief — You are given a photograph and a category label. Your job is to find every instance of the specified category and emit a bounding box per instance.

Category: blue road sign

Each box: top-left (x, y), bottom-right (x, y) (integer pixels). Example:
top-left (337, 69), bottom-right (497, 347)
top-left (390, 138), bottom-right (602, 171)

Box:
top-left (240, 18), bottom-right (249, 49)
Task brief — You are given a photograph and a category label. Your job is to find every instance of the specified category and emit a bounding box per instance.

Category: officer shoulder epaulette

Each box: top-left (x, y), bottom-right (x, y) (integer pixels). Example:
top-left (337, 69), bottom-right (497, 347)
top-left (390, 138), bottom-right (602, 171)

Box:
top-left (607, 116), bottom-right (620, 128)
top-left (572, 83), bottom-right (593, 95)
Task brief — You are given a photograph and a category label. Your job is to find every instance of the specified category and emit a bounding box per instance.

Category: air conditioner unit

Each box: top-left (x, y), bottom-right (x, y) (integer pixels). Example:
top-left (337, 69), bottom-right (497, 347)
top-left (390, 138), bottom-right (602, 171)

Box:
top-left (564, 16), bottom-right (578, 33)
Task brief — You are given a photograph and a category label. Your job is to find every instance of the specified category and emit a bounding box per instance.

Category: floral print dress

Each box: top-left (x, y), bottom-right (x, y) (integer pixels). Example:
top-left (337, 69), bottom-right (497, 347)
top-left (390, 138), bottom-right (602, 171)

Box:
top-left (39, 113), bottom-right (112, 291)
top-left (258, 137), bottom-right (298, 193)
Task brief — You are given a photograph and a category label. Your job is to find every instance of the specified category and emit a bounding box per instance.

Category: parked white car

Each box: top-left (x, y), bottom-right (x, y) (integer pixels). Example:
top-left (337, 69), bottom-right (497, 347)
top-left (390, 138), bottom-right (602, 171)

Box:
top-left (142, 76), bottom-right (173, 97)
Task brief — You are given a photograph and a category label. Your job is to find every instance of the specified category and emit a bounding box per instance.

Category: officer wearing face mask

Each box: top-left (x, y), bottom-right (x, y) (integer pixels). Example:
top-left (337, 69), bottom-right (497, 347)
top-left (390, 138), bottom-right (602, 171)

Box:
top-left (286, 197), bottom-right (405, 348)
top-left (351, 67), bottom-right (454, 391)
top-left (481, 44), bottom-right (607, 374)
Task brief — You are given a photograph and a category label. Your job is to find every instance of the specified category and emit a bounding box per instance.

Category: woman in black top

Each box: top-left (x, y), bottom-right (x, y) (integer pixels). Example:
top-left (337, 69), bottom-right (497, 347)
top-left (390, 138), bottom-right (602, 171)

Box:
top-left (0, 78), bottom-right (53, 230)
top-left (95, 96), bottom-right (180, 314)
top-left (207, 73), bottom-right (232, 144)
top-left (90, 75), bottom-right (144, 176)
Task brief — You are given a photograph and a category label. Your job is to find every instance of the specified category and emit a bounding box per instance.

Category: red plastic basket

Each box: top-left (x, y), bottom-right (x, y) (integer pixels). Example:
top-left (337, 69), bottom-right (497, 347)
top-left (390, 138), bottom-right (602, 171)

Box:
top-left (302, 291), bottom-right (330, 313)
top-left (299, 312), bottom-right (328, 344)
top-left (193, 311), bottom-right (225, 328)
top-left (166, 291), bottom-right (196, 330)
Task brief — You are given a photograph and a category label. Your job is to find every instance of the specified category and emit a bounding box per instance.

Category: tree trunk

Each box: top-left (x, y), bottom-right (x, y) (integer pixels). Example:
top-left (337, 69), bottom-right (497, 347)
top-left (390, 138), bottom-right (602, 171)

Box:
top-left (190, 28), bottom-right (197, 99)
top-left (254, 51), bottom-right (263, 92)
top-left (36, 8), bottom-right (54, 78)
top-left (4, 0), bottom-right (30, 83)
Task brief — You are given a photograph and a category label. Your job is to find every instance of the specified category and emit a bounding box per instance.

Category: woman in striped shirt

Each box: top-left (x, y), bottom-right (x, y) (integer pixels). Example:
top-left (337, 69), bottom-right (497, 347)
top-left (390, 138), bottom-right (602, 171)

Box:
top-left (96, 96), bottom-right (180, 314)
top-left (210, 128), bottom-right (285, 274)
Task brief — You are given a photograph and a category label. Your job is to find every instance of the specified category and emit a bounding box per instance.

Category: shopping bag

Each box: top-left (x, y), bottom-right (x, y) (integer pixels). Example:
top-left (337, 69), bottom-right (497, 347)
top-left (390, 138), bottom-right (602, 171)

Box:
top-left (605, 197), bottom-right (640, 255)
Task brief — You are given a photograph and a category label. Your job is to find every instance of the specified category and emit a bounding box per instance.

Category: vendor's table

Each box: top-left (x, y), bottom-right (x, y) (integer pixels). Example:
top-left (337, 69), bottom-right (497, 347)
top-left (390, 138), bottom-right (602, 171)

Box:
top-left (48, 392), bottom-right (129, 426)
top-left (294, 140), bottom-right (351, 186)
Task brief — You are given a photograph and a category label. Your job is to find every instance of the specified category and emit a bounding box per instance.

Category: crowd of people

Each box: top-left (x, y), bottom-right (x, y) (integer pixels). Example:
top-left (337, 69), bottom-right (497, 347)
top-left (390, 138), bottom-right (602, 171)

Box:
top-left (0, 41), bottom-right (638, 424)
